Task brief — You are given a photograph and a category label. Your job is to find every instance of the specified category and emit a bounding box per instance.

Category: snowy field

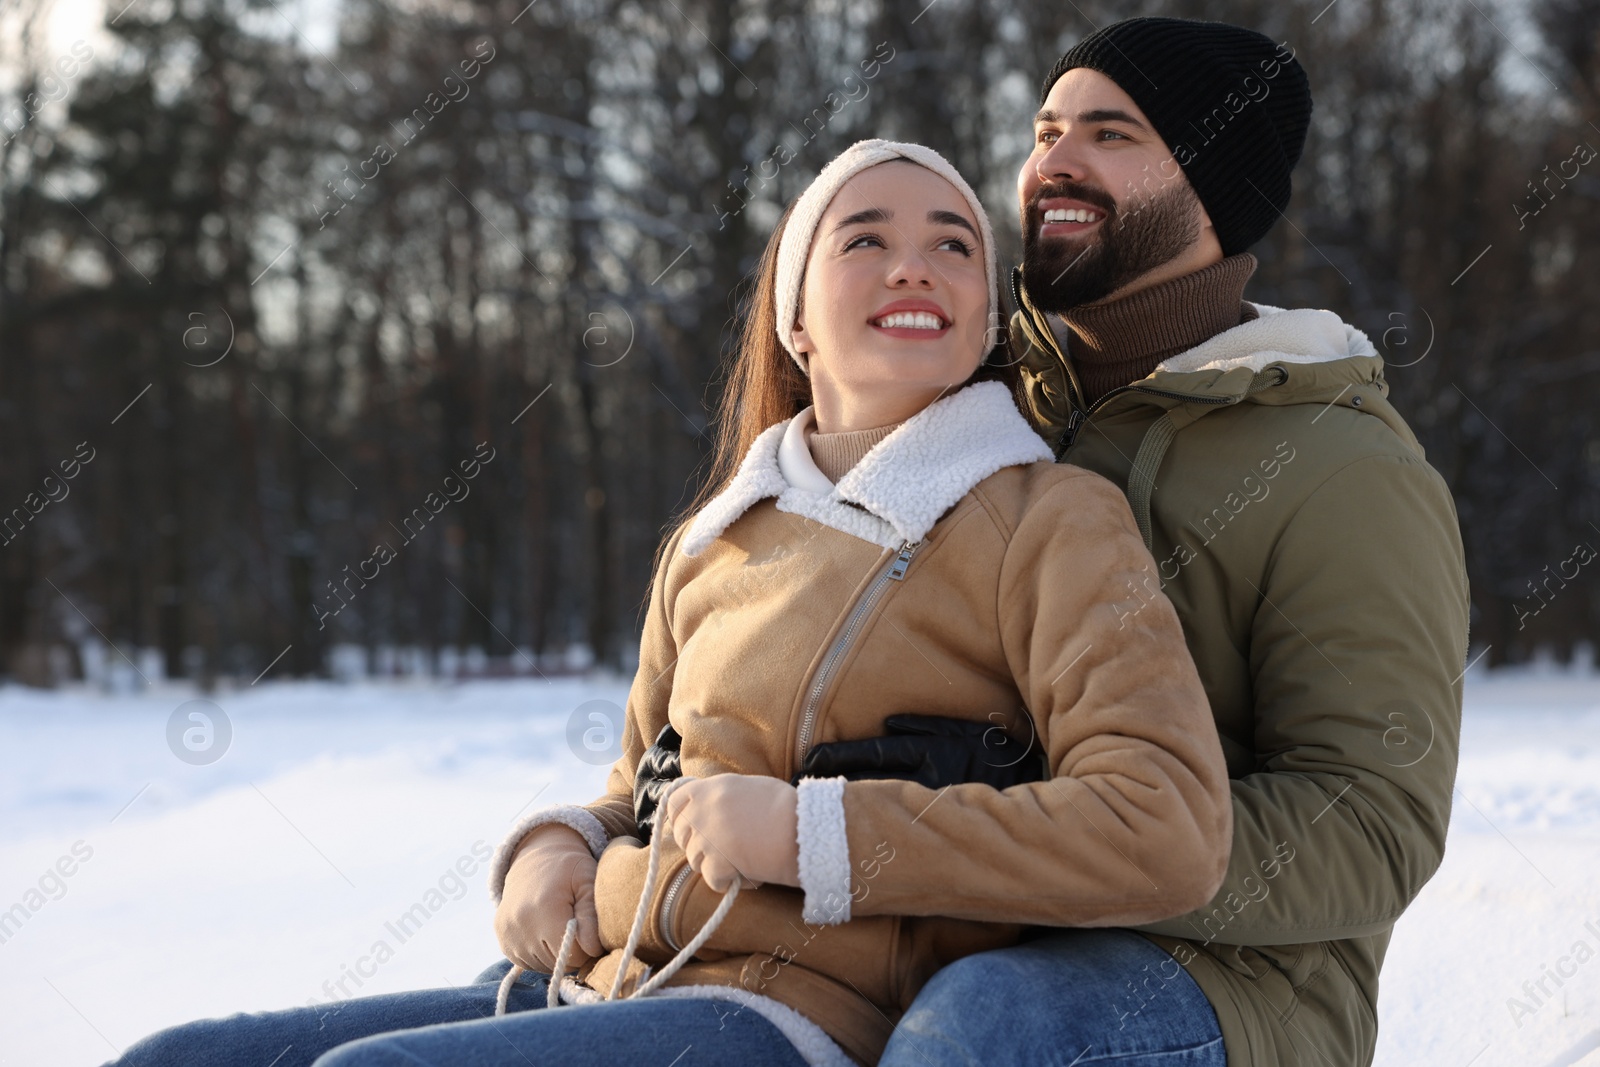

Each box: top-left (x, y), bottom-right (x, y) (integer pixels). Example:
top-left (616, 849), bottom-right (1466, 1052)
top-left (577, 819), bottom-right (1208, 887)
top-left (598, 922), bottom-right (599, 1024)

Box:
top-left (1, 665), bottom-right (1598, 1067)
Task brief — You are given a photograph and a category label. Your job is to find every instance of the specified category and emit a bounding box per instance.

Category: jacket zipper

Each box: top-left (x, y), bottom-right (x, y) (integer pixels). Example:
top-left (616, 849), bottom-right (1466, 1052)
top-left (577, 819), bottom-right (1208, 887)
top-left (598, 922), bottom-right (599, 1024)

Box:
top-left (658, 862), bottom-right (695, 951)
top-left (794, 539), bottom-right (922, 767)
top-left (658, 540), bottom-right (922, 944)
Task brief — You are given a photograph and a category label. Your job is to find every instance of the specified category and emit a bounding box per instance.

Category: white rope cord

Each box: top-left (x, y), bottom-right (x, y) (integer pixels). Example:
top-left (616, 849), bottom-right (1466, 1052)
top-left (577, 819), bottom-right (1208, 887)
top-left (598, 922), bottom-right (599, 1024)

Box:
top-left (494, 964), bottom-right (521, 1016)
top-left (548, 917), bottom-right (580, 1008)
top-left (631, 879), bottom-right (740, 997)
top-left (494, 916), bottom-right (581, 1016)
top-left (609, 776), bottom-right (742, 1002)
top-left (605, 777), bottom-right (679, 999)
top-left (500, 777), bottom-right (747, 1011)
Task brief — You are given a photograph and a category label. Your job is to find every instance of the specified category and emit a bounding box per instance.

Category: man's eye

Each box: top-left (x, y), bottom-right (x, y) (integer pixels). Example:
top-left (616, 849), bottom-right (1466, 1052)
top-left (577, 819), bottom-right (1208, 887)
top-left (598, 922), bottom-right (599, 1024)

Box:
top-left (1037, 130), bottom-right (1058, 145)
top-left (1100, 129), bottom-right (1128, 141)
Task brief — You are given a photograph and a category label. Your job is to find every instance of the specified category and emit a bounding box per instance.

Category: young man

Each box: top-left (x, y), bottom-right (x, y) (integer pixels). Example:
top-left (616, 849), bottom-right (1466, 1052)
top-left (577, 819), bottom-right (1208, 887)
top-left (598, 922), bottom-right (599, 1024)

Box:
top-left (874, 17), bottom-right (1471, 1067)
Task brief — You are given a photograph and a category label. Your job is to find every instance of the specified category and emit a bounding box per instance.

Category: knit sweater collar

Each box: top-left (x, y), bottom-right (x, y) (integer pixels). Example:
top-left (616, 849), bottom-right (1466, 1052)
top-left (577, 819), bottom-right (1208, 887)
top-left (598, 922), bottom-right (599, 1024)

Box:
top-left (807, 419), bottom-right (903, 484)
top-left (1047, 252), bottom-right (1260, 406)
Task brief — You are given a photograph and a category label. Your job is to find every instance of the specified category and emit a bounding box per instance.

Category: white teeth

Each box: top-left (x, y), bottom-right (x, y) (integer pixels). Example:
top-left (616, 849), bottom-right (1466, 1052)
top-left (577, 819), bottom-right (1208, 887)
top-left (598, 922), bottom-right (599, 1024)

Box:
top-left (874, 311), bottom-right (945, 329)
top-left (1043, 207), bottom-right (1102, 223)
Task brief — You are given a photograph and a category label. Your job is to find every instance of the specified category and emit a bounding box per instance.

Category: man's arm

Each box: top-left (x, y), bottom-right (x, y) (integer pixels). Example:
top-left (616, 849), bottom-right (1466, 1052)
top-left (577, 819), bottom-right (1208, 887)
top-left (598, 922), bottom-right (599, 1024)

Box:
top-left (1135, 452), bottom-right (1470, 945)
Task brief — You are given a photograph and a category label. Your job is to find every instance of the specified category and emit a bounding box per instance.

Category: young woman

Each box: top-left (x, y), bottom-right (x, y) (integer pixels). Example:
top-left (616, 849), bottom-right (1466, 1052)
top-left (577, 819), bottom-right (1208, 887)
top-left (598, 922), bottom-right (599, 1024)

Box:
top-left (109, 140), bottom-right (1230, 1067)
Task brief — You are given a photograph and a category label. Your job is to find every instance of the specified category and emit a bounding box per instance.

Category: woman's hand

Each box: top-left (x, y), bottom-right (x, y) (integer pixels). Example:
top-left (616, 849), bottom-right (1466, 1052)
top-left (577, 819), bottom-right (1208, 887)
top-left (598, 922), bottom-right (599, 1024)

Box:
top-left (664, 774), bottom-right (801, 892)
top-left (493, 823), bottom-right (604, 972)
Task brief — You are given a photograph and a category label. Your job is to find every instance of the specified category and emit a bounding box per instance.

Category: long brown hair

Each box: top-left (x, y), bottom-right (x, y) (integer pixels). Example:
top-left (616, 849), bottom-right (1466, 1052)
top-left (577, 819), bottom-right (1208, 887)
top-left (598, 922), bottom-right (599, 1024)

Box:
top-left (666, 197), bottom-right (1022, 552)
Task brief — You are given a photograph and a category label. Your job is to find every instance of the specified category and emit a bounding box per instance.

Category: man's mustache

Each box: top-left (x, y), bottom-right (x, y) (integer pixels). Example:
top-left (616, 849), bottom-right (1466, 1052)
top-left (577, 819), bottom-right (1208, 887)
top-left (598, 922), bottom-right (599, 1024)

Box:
top-left (1025, 181), bottom-right (1118, 229)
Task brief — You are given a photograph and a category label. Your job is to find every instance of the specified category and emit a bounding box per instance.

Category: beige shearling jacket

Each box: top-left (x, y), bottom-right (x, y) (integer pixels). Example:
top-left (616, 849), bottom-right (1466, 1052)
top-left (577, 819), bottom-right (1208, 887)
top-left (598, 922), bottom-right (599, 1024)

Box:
top-left (488, 381), bottom-right (1233, 1066)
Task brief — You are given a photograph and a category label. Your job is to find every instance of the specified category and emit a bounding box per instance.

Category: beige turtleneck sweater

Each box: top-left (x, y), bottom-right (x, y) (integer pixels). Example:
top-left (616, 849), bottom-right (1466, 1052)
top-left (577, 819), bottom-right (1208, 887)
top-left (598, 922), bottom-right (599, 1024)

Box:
top-left (1047, 252), bottom-right (1261, 408)
top-left (808, 422), bottom-right (901, 483)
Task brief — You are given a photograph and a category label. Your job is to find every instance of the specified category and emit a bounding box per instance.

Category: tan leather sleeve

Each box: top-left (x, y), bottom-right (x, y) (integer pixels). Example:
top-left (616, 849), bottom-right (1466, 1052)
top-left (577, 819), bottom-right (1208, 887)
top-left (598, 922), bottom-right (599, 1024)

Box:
top-left (582, 523), bottom-right (689, 840)
top-left (841, 469), bottom-right (1233, 926)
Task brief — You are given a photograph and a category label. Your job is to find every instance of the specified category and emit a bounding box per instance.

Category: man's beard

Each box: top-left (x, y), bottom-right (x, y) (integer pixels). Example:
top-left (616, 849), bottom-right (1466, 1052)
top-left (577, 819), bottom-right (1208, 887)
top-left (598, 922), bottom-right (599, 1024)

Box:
top-left (1020, 179), bottom-right (1204, 313)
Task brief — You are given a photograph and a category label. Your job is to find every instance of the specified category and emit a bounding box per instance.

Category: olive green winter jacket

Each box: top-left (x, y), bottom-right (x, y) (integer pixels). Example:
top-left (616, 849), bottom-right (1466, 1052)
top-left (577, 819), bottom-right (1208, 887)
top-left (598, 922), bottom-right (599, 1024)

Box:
top-left (1009, 265), bottom-right (1471, 1067)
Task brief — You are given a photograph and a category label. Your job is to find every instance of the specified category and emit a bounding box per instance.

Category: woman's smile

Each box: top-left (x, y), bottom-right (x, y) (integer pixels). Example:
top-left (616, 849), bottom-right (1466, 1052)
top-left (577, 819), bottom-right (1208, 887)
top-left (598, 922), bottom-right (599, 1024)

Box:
top-left (869, 298), bottom-right (952, 340)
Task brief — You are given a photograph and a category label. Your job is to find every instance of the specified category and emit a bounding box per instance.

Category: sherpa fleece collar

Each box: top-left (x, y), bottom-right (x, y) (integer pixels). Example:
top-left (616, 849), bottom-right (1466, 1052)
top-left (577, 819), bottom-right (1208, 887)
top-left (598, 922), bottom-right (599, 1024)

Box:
top-left (1154, 302), bottom-right (1379, 374)
top-left (682, 380), bottom-right (1052, 555)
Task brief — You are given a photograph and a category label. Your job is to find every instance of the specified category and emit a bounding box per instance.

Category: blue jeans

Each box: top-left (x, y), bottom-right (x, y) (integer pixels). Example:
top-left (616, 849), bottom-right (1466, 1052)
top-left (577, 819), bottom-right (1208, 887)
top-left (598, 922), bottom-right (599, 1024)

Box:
top-left (880, 928), bottom-right (1227, 1066)
top-left (108, 959), bottom-right (809, 1067)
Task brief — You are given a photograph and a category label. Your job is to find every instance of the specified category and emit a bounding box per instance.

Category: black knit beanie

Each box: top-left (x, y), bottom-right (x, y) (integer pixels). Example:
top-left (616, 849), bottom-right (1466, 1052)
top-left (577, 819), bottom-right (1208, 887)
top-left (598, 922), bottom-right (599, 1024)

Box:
top-left (1042, 17), bottom-right (1313, 256)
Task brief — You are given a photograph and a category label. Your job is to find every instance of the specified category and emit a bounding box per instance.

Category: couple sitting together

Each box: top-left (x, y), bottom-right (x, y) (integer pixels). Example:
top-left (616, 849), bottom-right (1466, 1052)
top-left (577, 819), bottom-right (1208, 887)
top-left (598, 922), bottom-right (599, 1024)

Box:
top-left (116, 15), bottom-right (1468, 1067)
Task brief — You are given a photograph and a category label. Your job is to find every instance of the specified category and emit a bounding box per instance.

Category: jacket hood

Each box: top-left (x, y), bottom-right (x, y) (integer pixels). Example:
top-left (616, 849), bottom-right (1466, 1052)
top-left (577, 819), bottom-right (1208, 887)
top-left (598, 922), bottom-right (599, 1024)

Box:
top-left (1008, 264), bottom-right (1428, 550)
top-left (1156, 302), bottom-right (1376, 374)
top-left (683, 380), bottom-right (1051, 555)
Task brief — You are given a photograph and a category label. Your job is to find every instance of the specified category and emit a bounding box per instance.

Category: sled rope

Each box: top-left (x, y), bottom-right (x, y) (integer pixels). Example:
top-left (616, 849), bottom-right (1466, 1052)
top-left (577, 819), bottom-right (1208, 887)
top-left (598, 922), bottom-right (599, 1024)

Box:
top-left (632, 877), bottom-right (739, 997)
top-left (494, 965), bottom-right (519, 1015)
top-left (494, 912), bottom-right (584, 1014)
top-left (495, 776), bottom-right (741, 1015)
top-left (609, 776), bottom-right (740, 1001)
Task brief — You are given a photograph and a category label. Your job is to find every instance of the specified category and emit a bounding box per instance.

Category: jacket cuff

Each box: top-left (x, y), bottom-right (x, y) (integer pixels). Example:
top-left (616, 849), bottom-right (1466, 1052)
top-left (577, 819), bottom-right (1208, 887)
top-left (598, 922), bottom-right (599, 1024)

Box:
top-left (795, 776), bottom-right (851, 925)
top-left (487, 804), bottom-right (610, 904)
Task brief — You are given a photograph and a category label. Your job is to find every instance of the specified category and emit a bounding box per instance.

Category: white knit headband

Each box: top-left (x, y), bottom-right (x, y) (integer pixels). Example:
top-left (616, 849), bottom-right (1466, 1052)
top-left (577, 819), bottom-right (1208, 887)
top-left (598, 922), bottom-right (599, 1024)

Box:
top-left (774, 139), bottom-right (1000, 375)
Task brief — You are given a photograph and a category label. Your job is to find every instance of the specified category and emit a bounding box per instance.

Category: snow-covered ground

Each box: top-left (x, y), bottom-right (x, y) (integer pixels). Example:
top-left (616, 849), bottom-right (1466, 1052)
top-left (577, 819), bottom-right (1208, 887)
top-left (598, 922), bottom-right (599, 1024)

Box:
top-left (1, 666), bottom-right (1597, 1067)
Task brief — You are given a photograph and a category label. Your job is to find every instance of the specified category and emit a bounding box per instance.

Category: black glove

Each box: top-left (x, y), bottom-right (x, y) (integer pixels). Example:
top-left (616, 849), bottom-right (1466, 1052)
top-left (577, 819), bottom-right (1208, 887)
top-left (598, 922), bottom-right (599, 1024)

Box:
top-left (632, 722), bottom-right (682, 845)
top-left (794, 714), bottom-right (1047, 790)
top-left (631, 714), bottom-right (1046, 842)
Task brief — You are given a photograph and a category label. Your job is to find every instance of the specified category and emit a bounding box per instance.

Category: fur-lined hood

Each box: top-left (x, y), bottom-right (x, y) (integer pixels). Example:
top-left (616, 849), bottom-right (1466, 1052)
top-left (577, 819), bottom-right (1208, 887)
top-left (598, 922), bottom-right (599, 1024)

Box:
top-left (1154, 301), bottom-right (1377, 374)
top-left (682, 380), bottom-right (1051, 554)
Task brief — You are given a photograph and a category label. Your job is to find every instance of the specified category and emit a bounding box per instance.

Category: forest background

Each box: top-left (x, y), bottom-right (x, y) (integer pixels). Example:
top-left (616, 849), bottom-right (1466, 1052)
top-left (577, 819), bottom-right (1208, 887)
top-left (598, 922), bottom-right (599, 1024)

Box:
top-left (1, 0), bottom-right (1595, 684)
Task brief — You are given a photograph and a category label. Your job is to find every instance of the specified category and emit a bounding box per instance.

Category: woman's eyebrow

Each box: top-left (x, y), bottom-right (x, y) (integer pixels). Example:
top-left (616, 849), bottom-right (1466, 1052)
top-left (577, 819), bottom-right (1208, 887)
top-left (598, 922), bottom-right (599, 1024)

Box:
top-left (832, 207), bottom-right (891, 231)
top-left (928, 209), bottom-right (976, 236)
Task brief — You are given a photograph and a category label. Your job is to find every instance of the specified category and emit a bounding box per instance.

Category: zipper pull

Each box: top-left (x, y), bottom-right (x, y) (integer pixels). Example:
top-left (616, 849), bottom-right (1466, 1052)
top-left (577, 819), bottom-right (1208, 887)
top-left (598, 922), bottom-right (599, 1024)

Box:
top-left (1060, 408), bottom-right (1086, 453)
top-left (888, 540), bottom-right (921, 581)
